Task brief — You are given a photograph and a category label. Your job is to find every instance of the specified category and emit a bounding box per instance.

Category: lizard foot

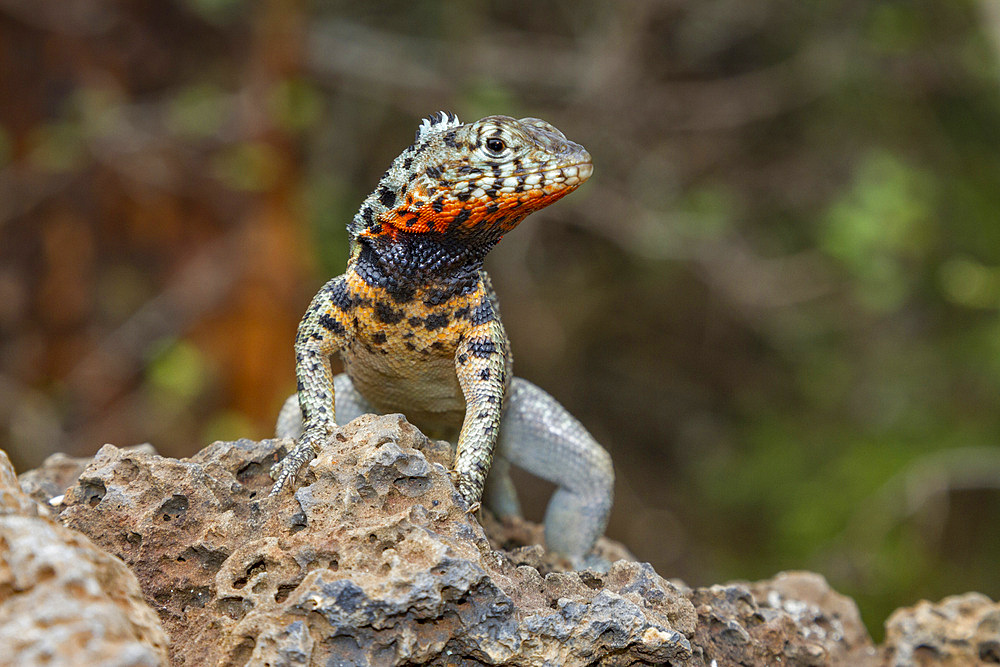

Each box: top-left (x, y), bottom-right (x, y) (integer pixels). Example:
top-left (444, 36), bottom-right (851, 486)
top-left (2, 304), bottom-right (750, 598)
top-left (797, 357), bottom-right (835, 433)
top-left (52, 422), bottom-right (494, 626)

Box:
top-left (447, 469), bottom-right (481, 511)
top-left (577, 552), bottom-right (612, 573)
top-left (447, 469), bottom-right (482, 514)
top-left (269, 440), bottom-right (318, 497)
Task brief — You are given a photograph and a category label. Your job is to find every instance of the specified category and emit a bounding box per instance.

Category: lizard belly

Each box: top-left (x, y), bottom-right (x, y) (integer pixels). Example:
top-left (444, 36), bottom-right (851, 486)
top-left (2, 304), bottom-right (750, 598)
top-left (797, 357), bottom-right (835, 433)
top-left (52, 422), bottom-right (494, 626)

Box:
top-left (341, 345), bottom-right (465, 439)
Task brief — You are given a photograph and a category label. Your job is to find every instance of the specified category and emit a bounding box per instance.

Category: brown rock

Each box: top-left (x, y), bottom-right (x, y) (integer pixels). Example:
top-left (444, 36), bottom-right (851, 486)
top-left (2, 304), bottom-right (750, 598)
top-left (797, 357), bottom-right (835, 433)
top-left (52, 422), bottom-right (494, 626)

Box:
top-left (54, 414), bottom-right (696, 665)
top-left (481, 511), bottom-right (635, 574)
top-left (0, 449), bottom-right (169, 667)
top-left (0, 448), bottom-right (43, 518)
top-left (19, 445), bottom-right (156, 507)
top-left (685, 571), bottom-right (877, 666)
top-left (882, 592), bottom-right (1000, 666)
top-left (26, 413), bottom-right (1000, 666)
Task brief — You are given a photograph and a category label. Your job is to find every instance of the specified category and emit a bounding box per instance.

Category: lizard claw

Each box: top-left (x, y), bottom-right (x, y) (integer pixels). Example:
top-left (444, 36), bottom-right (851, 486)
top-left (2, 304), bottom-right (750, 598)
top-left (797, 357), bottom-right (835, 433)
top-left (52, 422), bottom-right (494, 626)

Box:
top-left (447, 469), bottom-right (481, 514)
top-left (269, 440), bottom-right (318, 497)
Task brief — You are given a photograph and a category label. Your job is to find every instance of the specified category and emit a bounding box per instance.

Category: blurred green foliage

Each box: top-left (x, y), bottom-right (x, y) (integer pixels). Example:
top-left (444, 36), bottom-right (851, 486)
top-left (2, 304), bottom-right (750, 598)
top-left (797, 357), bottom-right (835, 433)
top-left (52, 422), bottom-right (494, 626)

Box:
top-left (822, 151), bottom-right (935, 311)
top-left (168, 83), bottom-right (230, 139)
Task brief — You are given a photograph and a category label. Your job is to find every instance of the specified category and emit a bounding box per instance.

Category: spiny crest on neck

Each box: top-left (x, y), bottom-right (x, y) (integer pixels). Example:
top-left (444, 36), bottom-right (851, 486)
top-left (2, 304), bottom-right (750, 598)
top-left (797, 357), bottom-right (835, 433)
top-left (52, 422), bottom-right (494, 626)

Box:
top-left (415, 111), bottom-right (461, 142)
top-left (348, 110), bottom-right (461, 246)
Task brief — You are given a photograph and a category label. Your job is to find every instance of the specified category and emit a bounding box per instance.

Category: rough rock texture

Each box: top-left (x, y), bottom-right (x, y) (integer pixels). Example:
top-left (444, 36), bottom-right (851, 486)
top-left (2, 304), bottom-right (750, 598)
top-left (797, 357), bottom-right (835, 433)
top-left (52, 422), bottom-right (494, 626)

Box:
top-left (881, 592), bottom-right (1000, 666)
top-left (15, 415), bottom-right (999, 665)
top-left (18, 445), bottom-right (155, 506)
top-left (0, 449), bottom-right (169, 667)
top-left (683, 571), bottom-right (877, 666)
top-left (48, 415), bottom-right (696, 665)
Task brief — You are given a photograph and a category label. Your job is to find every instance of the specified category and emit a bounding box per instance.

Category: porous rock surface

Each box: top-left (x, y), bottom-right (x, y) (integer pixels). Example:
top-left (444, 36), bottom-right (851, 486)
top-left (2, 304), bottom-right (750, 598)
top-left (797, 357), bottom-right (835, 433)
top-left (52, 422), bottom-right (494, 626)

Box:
top-left (43, 415), bottom-right (696, 665)
top-left (881, 592), bottom-right (1000, 666)
top-left (14, 413), bottom-right (996, 665)
top-left (0, 449), bottom-right (169, 667)
top-left (684, 571), bottom-right (876, 666)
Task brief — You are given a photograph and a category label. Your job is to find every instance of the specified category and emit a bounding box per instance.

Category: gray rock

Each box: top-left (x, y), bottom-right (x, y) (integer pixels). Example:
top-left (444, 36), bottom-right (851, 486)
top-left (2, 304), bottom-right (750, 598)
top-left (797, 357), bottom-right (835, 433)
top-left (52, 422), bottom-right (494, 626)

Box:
top-left (52, 414), bottom-right (696, 665)
top-left (23, 412), bottom-right (994, 666)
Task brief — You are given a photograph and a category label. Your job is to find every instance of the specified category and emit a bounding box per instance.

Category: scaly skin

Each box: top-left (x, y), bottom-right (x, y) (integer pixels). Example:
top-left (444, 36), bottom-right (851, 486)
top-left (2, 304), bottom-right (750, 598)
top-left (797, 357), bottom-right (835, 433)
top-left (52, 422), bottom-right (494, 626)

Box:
top-left (270, 112), bottom-right (613, 567)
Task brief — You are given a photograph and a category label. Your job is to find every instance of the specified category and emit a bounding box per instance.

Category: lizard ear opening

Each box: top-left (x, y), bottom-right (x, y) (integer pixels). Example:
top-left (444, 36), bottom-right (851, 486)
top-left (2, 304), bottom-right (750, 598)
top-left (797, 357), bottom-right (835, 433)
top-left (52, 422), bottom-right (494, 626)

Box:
top-left (415, 111), bottom-right (461, 142)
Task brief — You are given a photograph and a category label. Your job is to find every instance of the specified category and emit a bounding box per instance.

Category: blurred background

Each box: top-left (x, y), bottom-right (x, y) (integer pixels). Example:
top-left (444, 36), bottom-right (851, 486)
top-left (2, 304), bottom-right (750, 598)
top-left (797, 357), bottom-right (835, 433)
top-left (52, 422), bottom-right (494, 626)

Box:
top-left (3, 0), bottom-right (1000, 635)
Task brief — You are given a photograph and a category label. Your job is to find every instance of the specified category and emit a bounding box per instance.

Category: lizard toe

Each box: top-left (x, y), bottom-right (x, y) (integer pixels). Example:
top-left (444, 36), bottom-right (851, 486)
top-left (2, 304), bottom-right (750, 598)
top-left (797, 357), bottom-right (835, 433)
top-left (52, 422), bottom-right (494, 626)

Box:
top-left (268, 440), bottom-right (319, 496)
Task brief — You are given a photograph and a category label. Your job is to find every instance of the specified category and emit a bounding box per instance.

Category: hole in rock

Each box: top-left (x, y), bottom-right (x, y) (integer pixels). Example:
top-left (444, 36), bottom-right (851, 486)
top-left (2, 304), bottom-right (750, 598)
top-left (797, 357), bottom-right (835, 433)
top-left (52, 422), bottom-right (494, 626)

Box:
top-left (81, 481), bottom-right (106, 507)
top-left (158, 494), bottom-right (189, 522)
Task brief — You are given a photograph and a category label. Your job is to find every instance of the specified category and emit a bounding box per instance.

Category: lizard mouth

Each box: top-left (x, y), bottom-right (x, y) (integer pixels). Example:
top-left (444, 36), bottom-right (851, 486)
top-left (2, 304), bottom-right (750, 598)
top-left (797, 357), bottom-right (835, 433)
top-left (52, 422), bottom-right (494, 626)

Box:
top-left (459, 157), bottom-right (594, 197)
top-left (541, 160), bottom-right (593, 189)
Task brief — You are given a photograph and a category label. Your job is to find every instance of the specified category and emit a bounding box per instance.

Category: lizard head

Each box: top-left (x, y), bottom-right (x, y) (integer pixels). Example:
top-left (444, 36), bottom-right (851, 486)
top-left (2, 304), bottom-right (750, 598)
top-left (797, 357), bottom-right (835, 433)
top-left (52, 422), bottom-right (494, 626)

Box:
top-left (352, 113), bottom-right (592, 246)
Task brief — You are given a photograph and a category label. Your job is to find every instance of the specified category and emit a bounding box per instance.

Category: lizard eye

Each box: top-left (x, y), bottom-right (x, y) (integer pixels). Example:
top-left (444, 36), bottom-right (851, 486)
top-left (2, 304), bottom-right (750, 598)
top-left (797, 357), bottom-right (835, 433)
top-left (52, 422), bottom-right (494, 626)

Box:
top-left (485, 137), bottom-right (506, 155)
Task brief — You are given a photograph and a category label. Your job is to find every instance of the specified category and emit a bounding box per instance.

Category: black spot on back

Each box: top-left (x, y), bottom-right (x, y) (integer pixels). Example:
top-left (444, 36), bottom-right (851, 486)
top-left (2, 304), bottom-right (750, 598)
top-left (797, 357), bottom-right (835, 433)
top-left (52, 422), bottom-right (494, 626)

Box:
top-left (424, 312), bottom-right (450, 330)
top-left (318, 313), bottom-right (346, 334)
top-left (374, 301), bottom-right (404, 324)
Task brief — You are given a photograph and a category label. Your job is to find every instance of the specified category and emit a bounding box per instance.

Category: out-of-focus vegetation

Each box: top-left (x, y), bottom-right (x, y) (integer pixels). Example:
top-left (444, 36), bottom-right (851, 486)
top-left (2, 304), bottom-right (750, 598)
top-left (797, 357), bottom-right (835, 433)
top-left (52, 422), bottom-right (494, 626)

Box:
top-left (2, 0), bottom-right (1000, 634)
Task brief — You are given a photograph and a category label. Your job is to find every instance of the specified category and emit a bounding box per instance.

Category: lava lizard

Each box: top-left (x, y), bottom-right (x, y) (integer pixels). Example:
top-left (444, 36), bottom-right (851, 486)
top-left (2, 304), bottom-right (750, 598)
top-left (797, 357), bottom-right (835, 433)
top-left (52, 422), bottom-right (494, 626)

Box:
top-left (270, 112), bottom-right (613, 568)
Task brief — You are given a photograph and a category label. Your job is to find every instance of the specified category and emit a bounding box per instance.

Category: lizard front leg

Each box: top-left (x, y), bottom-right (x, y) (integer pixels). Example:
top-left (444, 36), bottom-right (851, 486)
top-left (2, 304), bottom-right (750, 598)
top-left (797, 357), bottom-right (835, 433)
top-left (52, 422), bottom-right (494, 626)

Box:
top-left (270, 277), bottom-right (349, 496)
top-left (275, 373), bottom-right (378, 440)
top-left (452, 318), bottom-right (510, 510)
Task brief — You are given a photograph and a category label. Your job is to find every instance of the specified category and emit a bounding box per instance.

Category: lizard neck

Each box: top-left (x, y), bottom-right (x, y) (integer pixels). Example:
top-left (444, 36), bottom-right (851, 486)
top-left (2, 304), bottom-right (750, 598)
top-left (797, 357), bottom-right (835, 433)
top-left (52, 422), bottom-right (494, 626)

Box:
top-left (350, 231), bottom-right (495, 303)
